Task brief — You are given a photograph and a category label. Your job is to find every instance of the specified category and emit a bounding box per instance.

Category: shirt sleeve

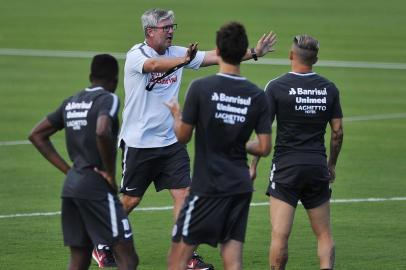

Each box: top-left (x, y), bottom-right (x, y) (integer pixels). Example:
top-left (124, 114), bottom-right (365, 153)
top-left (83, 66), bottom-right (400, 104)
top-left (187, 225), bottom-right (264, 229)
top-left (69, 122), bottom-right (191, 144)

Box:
top-left (186, 51), bottom-right (205, 69)
top-left (46, 101), bottom-right (66, 130)
top-left (264, 81), bottom-right (277, 124)
top-left (181, 81), bottom-right (199, 125)
top-left (97, 93), bottom-right (120, 119)
top-left (255, 92), bottom-right (272, 134)
top-left (330, 84), bottom-right (343, 119)
top-left (126, 46), bottom-right (149, 74)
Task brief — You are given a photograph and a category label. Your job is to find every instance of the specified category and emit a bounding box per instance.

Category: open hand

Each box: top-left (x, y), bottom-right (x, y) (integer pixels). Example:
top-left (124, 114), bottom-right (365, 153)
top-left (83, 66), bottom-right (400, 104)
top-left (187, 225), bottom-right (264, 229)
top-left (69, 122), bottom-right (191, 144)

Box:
top-left (255, 31), bottom-right (277, 57)
top-left (184, 42), bottom-right (198, 65)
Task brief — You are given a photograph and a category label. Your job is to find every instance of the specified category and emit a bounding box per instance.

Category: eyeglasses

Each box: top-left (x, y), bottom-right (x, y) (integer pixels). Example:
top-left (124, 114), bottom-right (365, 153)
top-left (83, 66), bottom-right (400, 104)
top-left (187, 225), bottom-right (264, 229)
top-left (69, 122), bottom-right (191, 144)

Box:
top-left (149, 24), bottom-right (177, 33)
top-left (294, 35), bottom-right (319, 51)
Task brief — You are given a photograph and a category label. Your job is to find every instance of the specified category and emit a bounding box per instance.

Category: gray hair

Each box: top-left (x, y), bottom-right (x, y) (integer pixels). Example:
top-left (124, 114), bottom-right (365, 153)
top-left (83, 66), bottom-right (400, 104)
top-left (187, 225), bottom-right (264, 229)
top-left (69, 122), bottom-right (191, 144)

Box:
top-left (141, 8), bottom-right (175, 31)
top-left (292, 34), bottom-right (319, 66)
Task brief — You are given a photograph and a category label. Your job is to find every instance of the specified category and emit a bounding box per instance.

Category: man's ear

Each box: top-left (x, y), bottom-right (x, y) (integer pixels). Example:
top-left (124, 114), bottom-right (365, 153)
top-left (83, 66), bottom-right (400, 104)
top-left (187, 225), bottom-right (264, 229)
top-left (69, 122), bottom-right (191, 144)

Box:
top-left (216, 47), bottom-right (220, 56)
top-left (289, 50), bottom-right (294, 61)
top-left (145, 27), bottom-right (153, 38)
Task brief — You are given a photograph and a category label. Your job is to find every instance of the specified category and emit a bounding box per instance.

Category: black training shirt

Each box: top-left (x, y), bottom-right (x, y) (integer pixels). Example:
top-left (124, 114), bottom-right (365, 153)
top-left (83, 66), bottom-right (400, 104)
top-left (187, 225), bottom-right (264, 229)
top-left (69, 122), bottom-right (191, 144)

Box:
top-left (265, 72), bottom-right (342, 168)
top-left (182, 73), bottom-right (271, 196)
top-left (47, 86), bottom-right (120, 200)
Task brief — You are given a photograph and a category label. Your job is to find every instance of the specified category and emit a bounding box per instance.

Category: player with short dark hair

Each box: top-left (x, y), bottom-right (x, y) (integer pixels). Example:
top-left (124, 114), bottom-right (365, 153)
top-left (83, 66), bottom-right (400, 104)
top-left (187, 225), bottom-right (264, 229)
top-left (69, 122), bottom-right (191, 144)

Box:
top-left (251, 35), bottom-right (344, 270)
top-left (165, 21), bottom-right (272, 270)
top-left (29, 54), bottom-right (139, 270)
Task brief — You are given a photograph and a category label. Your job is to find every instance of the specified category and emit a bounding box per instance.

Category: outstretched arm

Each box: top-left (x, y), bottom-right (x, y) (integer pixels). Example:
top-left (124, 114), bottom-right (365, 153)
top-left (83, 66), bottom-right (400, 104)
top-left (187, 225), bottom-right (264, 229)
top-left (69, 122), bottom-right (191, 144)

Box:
top-left (28, 118), bottom-right (71, 175)
top-left (200, 31), bottom-right (278, 67)
top-left (242, 31), bottom-right (277, 61)
top-left (328, 118), bottom-right (344, 183)
top-left (143, 43), bottom-right (198, 73)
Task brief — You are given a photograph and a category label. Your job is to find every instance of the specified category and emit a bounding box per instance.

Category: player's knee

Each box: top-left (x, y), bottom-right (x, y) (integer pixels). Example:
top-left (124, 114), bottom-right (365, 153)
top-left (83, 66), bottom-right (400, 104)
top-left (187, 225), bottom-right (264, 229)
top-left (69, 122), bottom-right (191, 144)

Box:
top-left (171, 187), bottom-right (189, 201)
top-left (271, 228), bottom-right (290, 242)
top-left (121, 195), bottom-right (142, 212)
top-left (316, 229), bottom-right (333, 242)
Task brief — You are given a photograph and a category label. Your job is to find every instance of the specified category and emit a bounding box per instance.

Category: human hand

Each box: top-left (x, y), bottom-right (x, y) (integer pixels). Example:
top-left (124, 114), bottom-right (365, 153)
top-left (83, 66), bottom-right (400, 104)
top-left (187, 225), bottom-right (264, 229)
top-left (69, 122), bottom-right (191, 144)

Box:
top-left (249, 156), bottom-right (260, 181)
top-left (94, 167), bottom-right (117, 191)
top-left (255, 31), bottom-right (277, 57)
top-left (249, 163), bottom-right (257, 181)
top-left (184, 42), bottom-right (198, 65)
top-left (164, 97), bottom-right (181, 118)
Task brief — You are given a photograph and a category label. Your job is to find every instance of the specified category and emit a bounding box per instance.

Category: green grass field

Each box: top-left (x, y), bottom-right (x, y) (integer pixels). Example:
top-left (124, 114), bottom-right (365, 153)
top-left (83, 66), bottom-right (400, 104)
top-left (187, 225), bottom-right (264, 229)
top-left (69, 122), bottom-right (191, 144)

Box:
top-left (1, 0), bottom-right (406, 269)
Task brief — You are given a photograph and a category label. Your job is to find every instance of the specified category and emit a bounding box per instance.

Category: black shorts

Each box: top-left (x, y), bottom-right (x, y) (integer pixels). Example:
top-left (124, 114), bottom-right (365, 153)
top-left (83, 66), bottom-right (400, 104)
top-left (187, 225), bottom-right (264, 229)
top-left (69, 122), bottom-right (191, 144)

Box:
top-left (172, 192), bottom-right (252, 247)
top-left (61, 194), bottom-right (133, 247)
top-left (120, 141), bottom-right (191, 197)
top-left (266, 164), bottom-right (331, 209)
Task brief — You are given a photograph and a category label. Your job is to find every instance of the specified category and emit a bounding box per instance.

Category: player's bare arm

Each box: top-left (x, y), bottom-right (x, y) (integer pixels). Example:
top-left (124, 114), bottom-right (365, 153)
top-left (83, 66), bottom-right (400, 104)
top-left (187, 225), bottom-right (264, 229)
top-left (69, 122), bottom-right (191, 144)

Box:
top-left (328, 118), bottom-right (344, 182)
top-left (28, 118), bottom-right (71, 174)
top-left (142, 43), bottom-right (198, 73)
top-left (246, 134), bottom-right (272, 180)
top-left (246, 134), bottom-right (272, 157)
top-left (95, 114), bottom-right (117, 191)
top-left (164, 98), bottom-right (194, 144)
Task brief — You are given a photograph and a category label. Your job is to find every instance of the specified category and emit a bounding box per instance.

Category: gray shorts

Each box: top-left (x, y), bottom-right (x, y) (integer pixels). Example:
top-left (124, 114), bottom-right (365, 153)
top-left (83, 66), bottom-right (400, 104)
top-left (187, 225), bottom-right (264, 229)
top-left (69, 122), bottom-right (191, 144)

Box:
top-left (120, 141), bottom-right (191, 197)
top-left (61, 194), bottom-right (133, 247)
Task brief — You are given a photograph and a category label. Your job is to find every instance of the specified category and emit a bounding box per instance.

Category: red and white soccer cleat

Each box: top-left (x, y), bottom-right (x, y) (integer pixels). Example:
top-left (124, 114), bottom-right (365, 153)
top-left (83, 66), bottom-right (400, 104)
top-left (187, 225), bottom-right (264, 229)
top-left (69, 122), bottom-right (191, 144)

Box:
top-left (92, 245), bottom-right (117, 268)
top-left (187, 252), bottom-right (214, 270)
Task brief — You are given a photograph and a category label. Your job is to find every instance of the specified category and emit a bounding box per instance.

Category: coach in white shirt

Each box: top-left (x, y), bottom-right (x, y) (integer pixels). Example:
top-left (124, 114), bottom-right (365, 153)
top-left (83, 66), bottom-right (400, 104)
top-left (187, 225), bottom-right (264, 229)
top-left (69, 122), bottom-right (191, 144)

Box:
top-left (119, 8), bottom-right (276, 219)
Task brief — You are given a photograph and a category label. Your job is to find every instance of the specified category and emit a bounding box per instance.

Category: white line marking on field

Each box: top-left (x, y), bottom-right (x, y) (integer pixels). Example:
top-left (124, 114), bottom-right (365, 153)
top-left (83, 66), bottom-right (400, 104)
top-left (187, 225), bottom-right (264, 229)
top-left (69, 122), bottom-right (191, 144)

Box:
top-left (251, 58), bottom-right (406, 70)
top-left (1, 197), bottom-right (405, 219)
top-left (345, 113), bottom-right (406, 122)
top-left (1, 113), bottom-right (405, 147)
top-left (1, 48), bottom-right (406, 70)
top-left (0, 48), bottom-right (126, 60)
top-left (0, 140), bottom-right (31, 146)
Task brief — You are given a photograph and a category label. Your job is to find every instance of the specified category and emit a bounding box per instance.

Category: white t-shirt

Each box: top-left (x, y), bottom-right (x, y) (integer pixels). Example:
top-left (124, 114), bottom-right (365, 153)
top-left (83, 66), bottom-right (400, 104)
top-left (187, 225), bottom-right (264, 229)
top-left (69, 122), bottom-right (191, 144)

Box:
top-left (119, 42), bottom-right (205, 148)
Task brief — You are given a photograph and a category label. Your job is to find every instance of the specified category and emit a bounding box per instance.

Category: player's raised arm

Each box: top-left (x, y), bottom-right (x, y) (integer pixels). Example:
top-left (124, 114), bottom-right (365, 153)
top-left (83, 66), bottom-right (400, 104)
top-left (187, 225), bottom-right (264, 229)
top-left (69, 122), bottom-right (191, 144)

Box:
top-left (242, 31), bottom-right (278, 61)
top-left (201, 31), bottom-right (278, 66)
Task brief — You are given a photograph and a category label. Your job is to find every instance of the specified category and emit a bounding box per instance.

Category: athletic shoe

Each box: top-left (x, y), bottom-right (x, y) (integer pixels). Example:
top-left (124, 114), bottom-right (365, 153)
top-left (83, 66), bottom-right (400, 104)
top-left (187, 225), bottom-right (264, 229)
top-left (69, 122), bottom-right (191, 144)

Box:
top-left (92, 245), bottom-right (117, 268)
top-left (187, 252), bottom-right (214, 270)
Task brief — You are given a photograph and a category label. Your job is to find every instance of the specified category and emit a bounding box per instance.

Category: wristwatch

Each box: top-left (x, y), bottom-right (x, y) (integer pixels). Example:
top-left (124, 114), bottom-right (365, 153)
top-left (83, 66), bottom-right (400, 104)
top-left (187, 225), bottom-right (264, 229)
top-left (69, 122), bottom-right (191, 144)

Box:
top-left (250, 48), bottom-right (258, 61)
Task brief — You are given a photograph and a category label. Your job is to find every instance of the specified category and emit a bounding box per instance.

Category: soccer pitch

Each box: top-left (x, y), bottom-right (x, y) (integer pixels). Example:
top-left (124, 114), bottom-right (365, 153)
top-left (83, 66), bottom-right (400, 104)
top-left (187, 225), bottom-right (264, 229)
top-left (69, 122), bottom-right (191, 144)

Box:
top-left (1, 0), bottom-right (406, 269)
